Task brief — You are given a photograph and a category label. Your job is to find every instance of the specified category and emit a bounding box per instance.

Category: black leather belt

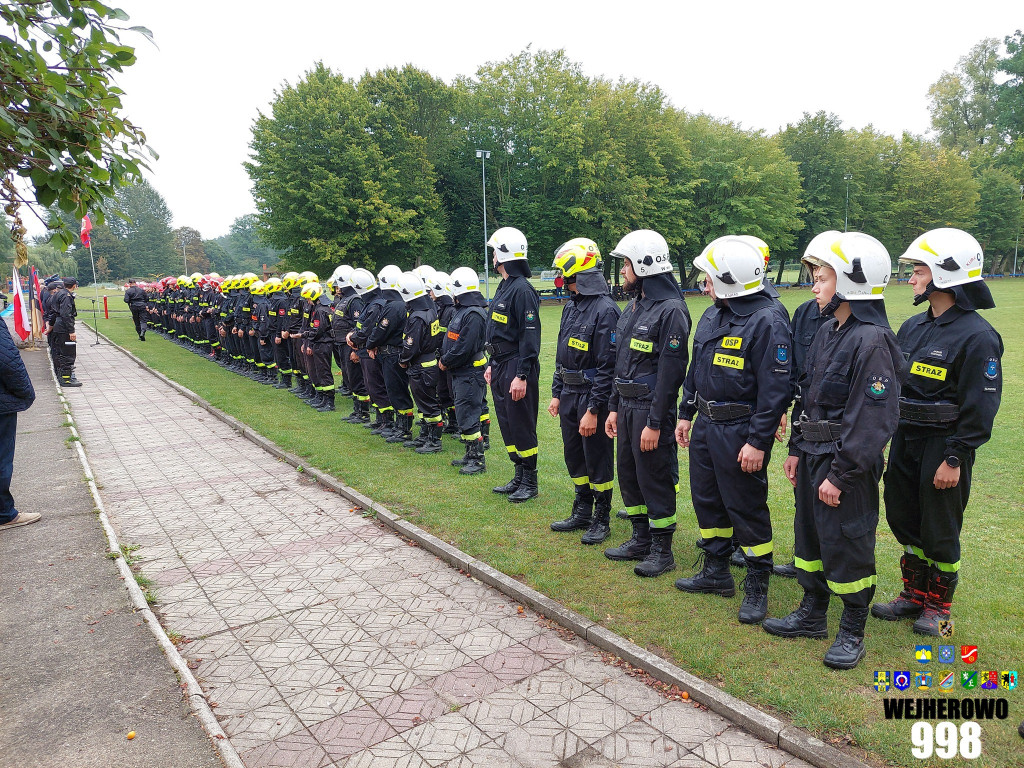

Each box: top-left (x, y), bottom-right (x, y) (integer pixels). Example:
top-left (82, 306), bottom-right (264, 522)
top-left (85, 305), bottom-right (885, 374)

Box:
top-left (378, 344), bottom-right (403, 355)
top-left (559, 368), bottom-right (597, 387)
top-left (485, 341), bottom-right (517, 358)
top-left (695, 393), bottom-right (753, 422)
top-left (798, 418), bottom-right (843, 442)
top-left (614, 375), bottom-right (657, 399)
top-left (899, 399), bottom-right (960, 424)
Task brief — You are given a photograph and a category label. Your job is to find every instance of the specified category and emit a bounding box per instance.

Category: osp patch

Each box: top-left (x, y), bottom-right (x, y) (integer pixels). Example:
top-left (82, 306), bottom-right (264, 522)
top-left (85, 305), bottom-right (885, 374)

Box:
top-left (775, 345), bottom-right (789, 364)
top-left (984, 357), bottom-right (999, 380)
top-left (866, 375), bottom-right (890, 400)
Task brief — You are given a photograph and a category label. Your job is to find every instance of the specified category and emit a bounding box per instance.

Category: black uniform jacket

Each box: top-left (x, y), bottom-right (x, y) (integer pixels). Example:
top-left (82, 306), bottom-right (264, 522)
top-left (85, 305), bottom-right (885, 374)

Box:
top-left (486, 275), bottom-right (540, 377)
top-left (51, 288), bottom-right (77, 334)
top-left (681, 291), bottom-right (793, 452)
top-left (350, 290), bottom-right (385, 349)
top-left (608, 280), bottom-right (691, 431)
top-left (302, 296), bottom-right (333, 343)
top-left (367, 290), bottom-right (407, 349)
top-left (330, 289), bottom-right (361, 342)
top-left (792, 315), bottom-right (905, 493)
top-left (401, 296), bottom-right (442, 366)
top-left (124, 286), bottom-right (146, 309)
top-left (441, 294), bottom-right (487, 373)
top-left (551, 291), bottom-right (620, 413)
top-left (896, 305), bottom-right (1002, 461)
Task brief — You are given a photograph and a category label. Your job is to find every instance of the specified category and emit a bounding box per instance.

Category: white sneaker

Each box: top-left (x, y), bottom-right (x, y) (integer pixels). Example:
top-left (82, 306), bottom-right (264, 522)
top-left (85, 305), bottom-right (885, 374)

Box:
top-left (0, 512), bottom-right (41, 530)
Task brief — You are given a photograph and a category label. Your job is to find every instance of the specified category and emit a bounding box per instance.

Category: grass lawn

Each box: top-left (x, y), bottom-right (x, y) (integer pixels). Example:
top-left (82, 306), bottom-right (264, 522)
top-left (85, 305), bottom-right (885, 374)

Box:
top-left (89, 281), bottom-right (1024, 768)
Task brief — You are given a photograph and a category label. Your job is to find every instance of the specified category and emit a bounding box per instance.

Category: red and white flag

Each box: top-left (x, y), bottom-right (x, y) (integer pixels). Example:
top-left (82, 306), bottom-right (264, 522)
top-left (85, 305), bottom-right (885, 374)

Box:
top-left (11, 266), bottom-right (30, 341)
top-left (80, 215), bottom-right (93, 248)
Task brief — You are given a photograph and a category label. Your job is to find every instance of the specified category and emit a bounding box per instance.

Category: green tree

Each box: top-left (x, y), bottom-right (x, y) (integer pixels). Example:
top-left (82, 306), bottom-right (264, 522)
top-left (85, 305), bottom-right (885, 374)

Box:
top-left (974, 167), bottom-right (1023, 271)
top-left (246, 63), bottom-right (447, 275)
top-left (211, 214), bottom-right (280, 273)
top-left (174, 226), bottom-right (207, 276)
top-left (78, 222), bottom-right (128, 280)
top-left (0, 1), bottom-right (153, 264)
top-left (108, 178), bottom-right (175, 277)
top-left (928, 38), bottom-right (1003, 158)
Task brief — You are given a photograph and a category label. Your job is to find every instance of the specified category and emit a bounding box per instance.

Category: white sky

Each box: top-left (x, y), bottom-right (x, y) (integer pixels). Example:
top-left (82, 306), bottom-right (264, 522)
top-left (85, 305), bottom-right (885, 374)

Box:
top-left (53, 0), bottom-right (1021, 241)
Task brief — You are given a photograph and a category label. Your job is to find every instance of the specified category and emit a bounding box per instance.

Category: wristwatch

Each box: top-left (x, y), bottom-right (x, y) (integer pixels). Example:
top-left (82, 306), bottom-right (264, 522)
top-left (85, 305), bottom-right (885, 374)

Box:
top-left (944, 455), bottom-right (961, 469)
top-left (587, 406), bottom-right (599, 416)
top-left (516, 373), bottom-right (527, 381)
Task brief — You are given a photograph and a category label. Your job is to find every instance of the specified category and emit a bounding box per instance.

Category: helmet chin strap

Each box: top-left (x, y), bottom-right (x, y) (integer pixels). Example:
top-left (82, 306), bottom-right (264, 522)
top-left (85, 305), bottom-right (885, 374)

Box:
top-left (913, 281), bottom-right (936, 306)
top-left (819, 293), bottom-right (844, 318)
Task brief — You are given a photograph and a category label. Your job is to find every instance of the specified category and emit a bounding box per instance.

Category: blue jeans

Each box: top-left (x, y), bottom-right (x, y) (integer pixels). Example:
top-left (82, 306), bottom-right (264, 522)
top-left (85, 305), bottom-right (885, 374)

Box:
top-left (0, 412), bottom-right (18, 523)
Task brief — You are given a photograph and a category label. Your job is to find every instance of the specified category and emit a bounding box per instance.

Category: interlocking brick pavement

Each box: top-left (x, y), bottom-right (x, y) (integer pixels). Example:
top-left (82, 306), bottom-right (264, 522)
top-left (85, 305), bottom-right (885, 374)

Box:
top-left (64, 338), bottom-right (814, 767)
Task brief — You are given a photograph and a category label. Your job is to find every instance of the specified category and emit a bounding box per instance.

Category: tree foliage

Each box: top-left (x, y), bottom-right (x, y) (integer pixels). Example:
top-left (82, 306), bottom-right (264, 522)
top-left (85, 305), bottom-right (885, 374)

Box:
top-left (0, 0), bottom-right (153, 264)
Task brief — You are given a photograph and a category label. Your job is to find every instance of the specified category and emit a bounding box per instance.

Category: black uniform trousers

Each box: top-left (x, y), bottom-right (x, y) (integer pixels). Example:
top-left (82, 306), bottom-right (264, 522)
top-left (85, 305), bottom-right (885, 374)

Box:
top-left (379, 350), bottom-right (414, 413)
top-left (883, 431), bottom-right (972, 572)
top-left (130, 307), bottom-right (147, 335)
top-left (258, 336), bottom-right (276, 371)
top-left (409, 363), bottom-right (441, 419)
top-left (361, 353), bottom-right (391, 413)
top-left (204, 317), bottom-right (219, 350)
top-left (794, 449), bottom-right (880, 609)
top-left (689, 418), bottom-right (774, 568)
top-left (453, 369), bottom-right (486, 441)
top-left (491, 356), bottom-right (539, 469)
top-left (274, 336), bottom-right (292, 375)
top-left (438, 368), bottom-right (454, 410)
top-left (559, 389), bottom-right (613, 496)
top-left (339, 345), bottom-right (367, 399)
top-left (290, 337), bottom-right (307, 380)
top-left (616, 399), bottom-right (677, 532)
top-left (247, 332), bottom-right (259, 365)
top-left (309, 341), bottom-right (334, 391)
top-left (50, 331), bottom-right (76, 374)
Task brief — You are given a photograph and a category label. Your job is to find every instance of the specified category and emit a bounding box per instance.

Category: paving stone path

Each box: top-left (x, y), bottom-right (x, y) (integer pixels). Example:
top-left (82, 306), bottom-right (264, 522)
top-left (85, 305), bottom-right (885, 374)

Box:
top-left (64, 338), bottom-right (813, 768)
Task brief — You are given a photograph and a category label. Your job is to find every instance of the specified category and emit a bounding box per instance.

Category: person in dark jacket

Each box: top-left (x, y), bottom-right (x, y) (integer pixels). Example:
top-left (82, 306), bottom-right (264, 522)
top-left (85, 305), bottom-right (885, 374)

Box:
top-left (372, 265), bottom-right (414, 443)
top-left (51, 277), bottom-right (81, 387)
top-left (331, 268), bottom-right (370, 422)
top-left (486, 226), bottom-right (542, 502)
top-left (398, 271), bottom-right (444, 453)
top-left (300, 281), bottom-right (336, 411)
top-left (440, 268), bottom-right (490, 474)
top-left (0, 317), bottom-right (38, 530)
top-left (675, 235), bottom-right (793, 623)
top-left (347, 269), bottom-right (394, 435)
top-left (547, 238), bottom-right (620, 545)
top-left (124, 278), bottom-right (148, 340)
top-left (604, 229), bottom-right (691, 579)
top-left (762, 231), bottom-right (905, 670)
top-left (873, 228), bottom-right (1003, 636)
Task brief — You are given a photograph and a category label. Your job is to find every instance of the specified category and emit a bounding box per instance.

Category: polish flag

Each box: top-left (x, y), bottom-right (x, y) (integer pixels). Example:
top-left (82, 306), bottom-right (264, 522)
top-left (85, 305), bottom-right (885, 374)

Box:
top-left (12, 266), bottom-right (30, 341)
top-left (80, 215), bottom-right (93, 248)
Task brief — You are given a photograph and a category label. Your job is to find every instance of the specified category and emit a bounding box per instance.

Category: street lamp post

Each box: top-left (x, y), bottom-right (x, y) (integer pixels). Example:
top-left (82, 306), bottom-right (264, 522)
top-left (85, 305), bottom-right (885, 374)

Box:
top-left (843, 173), bottom-right (853, 232)
top-left (183, 242), bottom-right (187, 275)
top-left (476, 149), bottom-right (491, 301)
top-left (1014, 184), bottom-right (1023, 278)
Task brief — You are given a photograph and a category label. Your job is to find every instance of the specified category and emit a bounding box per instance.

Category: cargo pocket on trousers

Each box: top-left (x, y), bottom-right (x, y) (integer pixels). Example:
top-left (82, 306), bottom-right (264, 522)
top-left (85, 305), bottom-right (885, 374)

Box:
top-left (840, 511), bottom-right (879, 540)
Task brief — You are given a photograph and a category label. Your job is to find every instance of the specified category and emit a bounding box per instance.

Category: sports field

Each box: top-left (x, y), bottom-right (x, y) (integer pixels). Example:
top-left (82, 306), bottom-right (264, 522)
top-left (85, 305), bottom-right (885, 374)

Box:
top-left (90, 281), bottom-right (1024, 768)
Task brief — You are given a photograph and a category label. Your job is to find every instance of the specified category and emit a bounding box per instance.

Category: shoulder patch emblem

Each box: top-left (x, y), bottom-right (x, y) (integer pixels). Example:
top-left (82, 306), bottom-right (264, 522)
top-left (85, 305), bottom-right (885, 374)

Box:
top-left (381, 317), bottom-right (389, 326)
top-left (405, 335), bottom-right (414, 345)
top-left (866, 375), bottom-right (890, 400)
top-left (775, 345), bottom-right (789, 364)
top-left (984, 357), bottom-right (999, 380)
top-left (526, 310), bottom-right (535, 321)
top-left (668, 336), bottom-right (680, 350)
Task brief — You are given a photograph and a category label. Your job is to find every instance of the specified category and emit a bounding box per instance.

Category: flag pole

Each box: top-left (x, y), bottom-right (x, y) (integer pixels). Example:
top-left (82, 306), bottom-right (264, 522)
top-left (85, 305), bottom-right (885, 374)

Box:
top-left (88, 240), bottom-right (100, 346)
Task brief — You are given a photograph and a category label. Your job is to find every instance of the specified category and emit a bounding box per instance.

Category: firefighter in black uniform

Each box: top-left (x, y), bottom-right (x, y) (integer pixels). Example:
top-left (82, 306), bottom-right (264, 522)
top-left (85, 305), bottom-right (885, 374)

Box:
top-left (51, 277), bottom-right (82, 387)
top-left (270, 272), bottom-right (297, 387)
top-left (762, 231), bottom-right (904, 670)
top-left (255, 279), bottom-right (280, 384)
top-left (675, 236), bottom-right (793, 622)
top-left (430, 271), bottom-right (458, 433)
top-left (300, 281), bottom-right (336, 411)
top-left (603, 229), bottom-right (690, 578)
top-left (398, 271), bottom-right (444, 452)
top-left (332, 269), bottom-right (369, 423)
top-left (283, 273), bottom-right (310, 397)
top-left (370, 265), bottom-right (413, 443)
top-left (486, 227), bottom-right (542, 502)
top-left (124, 278), bottom-right (148, 340)
top-left (873, 228), bottom-right (1003, 636)
top-left (440, 267), bottom-right (490, 474)
top-left (547, 238), bottom-right (620, 545)
top-left (347, 269), bottom-right (394, 435)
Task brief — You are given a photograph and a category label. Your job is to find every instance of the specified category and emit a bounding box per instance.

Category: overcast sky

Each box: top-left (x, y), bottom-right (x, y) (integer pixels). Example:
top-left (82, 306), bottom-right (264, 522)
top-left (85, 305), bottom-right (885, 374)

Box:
top-left (73, 0), bottom-right (1021, 241)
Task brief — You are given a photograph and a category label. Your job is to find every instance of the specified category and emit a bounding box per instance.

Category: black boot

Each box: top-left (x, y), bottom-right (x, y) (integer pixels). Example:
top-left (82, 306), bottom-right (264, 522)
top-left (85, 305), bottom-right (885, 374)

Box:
top-left (339, 384), bottom-right (352, 396)
top-left (481, 420), bottom-right (490, 451)
top-left (737, 566), bottom-right (771, 624)
top-left (634, 532), bottom-right (676, 577)
top-left (352, 400), bottom-right (371, 424)
top-left (604, 517), bottom-right (652, 562)
top-left (415, 422), bottom-right (444, 454)
top-left (674, 552), bottom-right (736, 596)
top-left (387, 413), bottom-right (413, 443)
top-left (550, 489), bottom-right (593, 532)
top-left (615, 509), bottom-right (629, 520)
top-left (287, 376), bottom-right (302, 393)
top-left (871, 552), bottom-right (928, 622)
top-left (60, 369), bottom-right (83, 388)
top-left (364, 405), bottom-right (382, 429)
top-left (404, 420), bottom-right (430, 449)
top-left (913, 568), bottom-right (958, 637)
top-left (458, 440), bottom-right (486, 475)
top-left (581, 491), bottom-right (612, 545)
top-left (443, 407), bottom-right (459, 434)
top-left (492, 464), bottom-right (523, 494)
top-left (373, 409), bottom-right (396, 437)
top-left (308, 392), bottom-right (326, 409)
top-left (274, 372), bottom-right (291, 389)
top-left (451, 440), bottom-right (474, 467)
top-left (730, 547), bottom-right (747, 568)
top-left (763, 590), bottom-right (830, 639)
top-left (773, 561), bottom-right (798, 578)
top-left (508, 468), bottom-right (538, 503)
top-left (316, 391), bottom-right (336, 412)
top-left (823, 605), bottom-right (869, 669)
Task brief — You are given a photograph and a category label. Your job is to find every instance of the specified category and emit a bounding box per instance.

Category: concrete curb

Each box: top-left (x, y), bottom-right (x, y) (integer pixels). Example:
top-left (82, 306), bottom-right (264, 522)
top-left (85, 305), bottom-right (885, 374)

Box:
top-left (89, 326), bottom-right (873, 768)
top-left (50, 343), bottom-right (245, 768)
